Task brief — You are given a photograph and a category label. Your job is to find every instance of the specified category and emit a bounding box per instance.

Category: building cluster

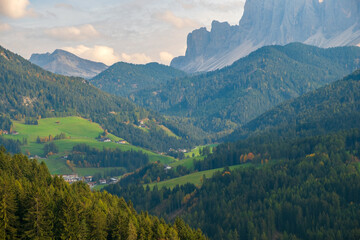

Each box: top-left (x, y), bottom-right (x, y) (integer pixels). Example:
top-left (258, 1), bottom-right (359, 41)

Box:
top-left (98, 138), bottom-right (127, 144)
top-left (0, 130), bottom-right (19, 135)
top-left (60, 174), bottom-right (120, 188)
top-left (168, 148), bottom-right (187, 153)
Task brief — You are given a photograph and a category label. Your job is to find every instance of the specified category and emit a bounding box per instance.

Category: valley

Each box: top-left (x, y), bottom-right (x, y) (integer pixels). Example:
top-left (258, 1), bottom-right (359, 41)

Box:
top-left (1, 0), bottom-right (360, 239)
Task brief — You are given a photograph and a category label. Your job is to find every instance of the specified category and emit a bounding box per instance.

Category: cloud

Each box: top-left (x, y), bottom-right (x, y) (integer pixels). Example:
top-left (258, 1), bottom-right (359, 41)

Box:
top-left (176, 0), bottom-right (245, 12)
top-left (54, 3), bottom-right (74, 10)
top-left (121, 53), bottom-right (152, 64)
top-left (159, 51), bottom-right (174, 65)
top-left (62, 45), bottom-right (120, 66)
top-left (155, 11), bottom-right (198, 29)
top-left (198, 0), bottom-right (245, 12)
top-left (0, 22), bottom-right (10, 32)
top-left (0, 0), bottom-right (31, 18)
top-left (45, 24), bottom-right (99, 41)
top-left (176, 0), bottom-right (196, 9)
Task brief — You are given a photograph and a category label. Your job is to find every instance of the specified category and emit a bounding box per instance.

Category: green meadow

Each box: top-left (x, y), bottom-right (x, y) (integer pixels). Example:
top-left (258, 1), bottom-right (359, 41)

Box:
top-left (184, 144), bottom-right (218, 158)
top-left (169, 156), bottom-right (205, 170)
top-left (146, 164), bottom-right (252, 190)
top-left (4, 116), bottom-right (173, 175)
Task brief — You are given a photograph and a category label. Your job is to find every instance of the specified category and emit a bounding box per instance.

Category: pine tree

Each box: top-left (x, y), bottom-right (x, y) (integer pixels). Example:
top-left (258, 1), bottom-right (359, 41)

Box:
top-left (127, 219), bottom-right (137, 240)
top-left (23, 190), bottom-right (53, 240)
top-left (0, 177), bottom-right (17, 239)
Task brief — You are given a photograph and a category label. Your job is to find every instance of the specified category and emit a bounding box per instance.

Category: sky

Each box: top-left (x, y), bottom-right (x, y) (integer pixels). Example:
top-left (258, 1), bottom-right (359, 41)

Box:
top-left (0, 0), bottom-right (245, 66)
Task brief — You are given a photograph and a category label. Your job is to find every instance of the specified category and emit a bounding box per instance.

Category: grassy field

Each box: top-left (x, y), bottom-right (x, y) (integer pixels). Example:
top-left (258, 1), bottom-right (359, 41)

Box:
top-left (169, 156), bottom-right (205, 170)
top-left (159, 125), bottom-right (180, 139)
top-left (146, 164), bottom-right (252, 190)
top-left (185, 144), bottom-right (218, 158)
top-left (4, 116), bottom-right (173, 175)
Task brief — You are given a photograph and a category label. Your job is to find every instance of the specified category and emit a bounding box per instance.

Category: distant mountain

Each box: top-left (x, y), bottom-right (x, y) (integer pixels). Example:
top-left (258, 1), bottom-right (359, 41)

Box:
top-left (171, 0), bottom-right (360, 72)
top-left (90, 62), bottom-right (186, 98)
top-left (132, 43), bottom-right (360, 134)
top-left (227, 69), bottom-right (360, 141)
top-left (30, 49), bottom-right (108, 79)
top-left (0, 45), bottom-right (200, 152)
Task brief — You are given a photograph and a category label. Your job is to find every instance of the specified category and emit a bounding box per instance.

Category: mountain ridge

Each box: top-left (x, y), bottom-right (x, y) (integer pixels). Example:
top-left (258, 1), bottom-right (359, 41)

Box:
top-left (132, 43), bottom-right (360, 134)
top-left (30, 49), bottom-right (108, 79)
top-left (90, 61), bottom-right (186, 98)
top-left (171, 0), bottom-right (360, 72)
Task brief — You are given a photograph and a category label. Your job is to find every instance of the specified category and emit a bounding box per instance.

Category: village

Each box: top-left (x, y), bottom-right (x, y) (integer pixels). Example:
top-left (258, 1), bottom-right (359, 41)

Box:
top-left (59, 174), bottom-right (120, 188)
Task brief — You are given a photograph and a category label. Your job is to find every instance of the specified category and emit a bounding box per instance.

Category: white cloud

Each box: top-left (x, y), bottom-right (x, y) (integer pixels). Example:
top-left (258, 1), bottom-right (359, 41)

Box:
top-left (159, 51), bottom-right (174, 65)
top-left (155, 11), bottom-right (198, 29)
top-left (176, 0), bottom-right (196, 9)
top-left (54, 3), bottom-right (74, 10)
top-left (0, 22), bottom-right (10, 32)
top-left (45, 24), bottom-right (99, 41)
top-left (121, 53), bottom-right (152, 64)
top-left (198, 0), bottom-right (245, 12)
top-left (0, 0), bottom-right (30, 18)
top-left (62, 45), bottom-right (120, 66)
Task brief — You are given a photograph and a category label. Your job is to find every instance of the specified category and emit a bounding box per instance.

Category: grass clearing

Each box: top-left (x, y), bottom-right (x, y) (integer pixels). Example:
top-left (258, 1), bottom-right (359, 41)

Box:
top-left (159, 125), bottom-right (180, 139)
top-left (169, 156), bottom-right (205, 170)
top-left (185, 144), bottom-right (218, 158)
top-left (146, 164), bottom-right (252, 190)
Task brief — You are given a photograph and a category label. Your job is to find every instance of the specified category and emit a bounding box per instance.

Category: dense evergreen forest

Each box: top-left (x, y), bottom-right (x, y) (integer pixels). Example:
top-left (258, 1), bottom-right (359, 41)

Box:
top-left (130, 43), bottom-right (360, 134)
top-left (105, 129), bottom-right (360, 240)
top-left (0, 114), bottom-right (12, 132)
top-left (68, 144), bottom-right (149, 170)
top-left (91, 62), bottom-right (186, 97)
top-left (0, 45), bottom-right (201, 152)
top-left (0, 147), bottom-right (207, 239)
top-left (227, 69), bottom-right (360, 141)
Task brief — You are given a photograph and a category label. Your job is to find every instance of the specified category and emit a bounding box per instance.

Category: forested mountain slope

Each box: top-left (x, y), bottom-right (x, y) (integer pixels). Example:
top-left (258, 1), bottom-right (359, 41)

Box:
top-left (0, 147), bottom-right (207, 239)
top-left (132, 43), bottom-right (360, 134)
top-left (0, 45), bottom-right (200, 152)
top-left (91, 62), bottom-right (186, 98)
top-left (106, 129), bottom-right (360, 240)
top-left (227, 69), bottom-right (360, 141)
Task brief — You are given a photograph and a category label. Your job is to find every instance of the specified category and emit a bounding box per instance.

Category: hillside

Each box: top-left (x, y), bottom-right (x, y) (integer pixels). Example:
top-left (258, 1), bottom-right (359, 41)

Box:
top-left (2, 116), bottom-right (173, 177)
top-left (106, 129), bottom-right (360, 240)
top-left (227, 69), bottom-right (360, 141)
top-left (0, 148), bottom-right (207, 239)
top-left (0, 45), bottom-right (200, 152)
top-left (132, 43), bottom-right (360, 133)
top-left (90, 62), bottom-right (187, 98)
top-left (30, 49), bottom-right (108, 79)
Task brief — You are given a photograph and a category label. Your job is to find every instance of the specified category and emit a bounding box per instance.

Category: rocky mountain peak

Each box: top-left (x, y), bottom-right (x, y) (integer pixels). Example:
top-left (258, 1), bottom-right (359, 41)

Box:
top-left (171, 0), bottom-right (360, 73)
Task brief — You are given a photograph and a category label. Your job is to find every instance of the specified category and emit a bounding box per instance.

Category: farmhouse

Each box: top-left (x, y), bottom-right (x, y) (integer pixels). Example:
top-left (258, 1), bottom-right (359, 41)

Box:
top-left (99, 138), bottom-right (111, 143)
top-left (84, 176), bottom-right (93, 182)
top-left (164, 165), bottom-right (172, 171)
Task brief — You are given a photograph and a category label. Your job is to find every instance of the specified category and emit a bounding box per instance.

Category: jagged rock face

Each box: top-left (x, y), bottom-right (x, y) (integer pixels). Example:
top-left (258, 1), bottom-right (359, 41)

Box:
top-left (30, 49), bottom-right (108, 79)
top-left (171, 0), bottom-right (360, 73)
